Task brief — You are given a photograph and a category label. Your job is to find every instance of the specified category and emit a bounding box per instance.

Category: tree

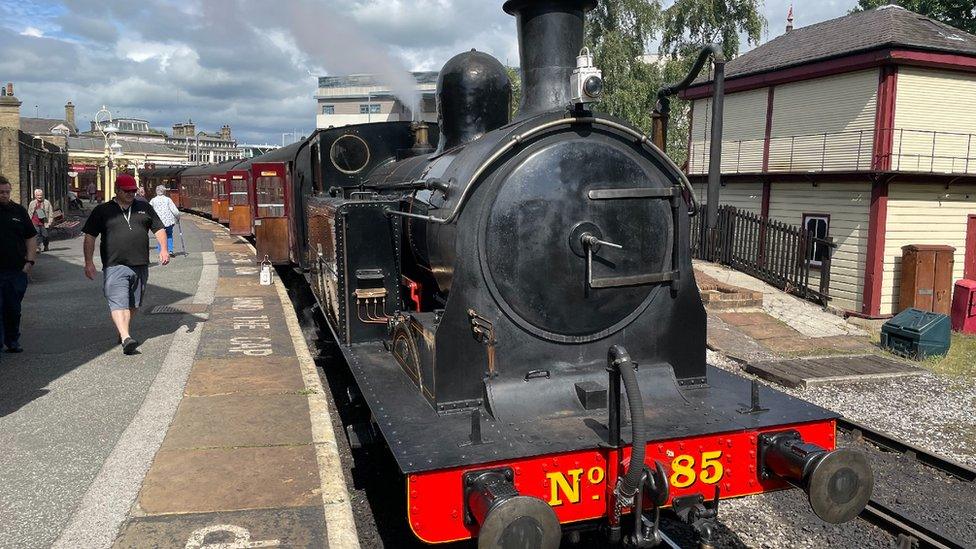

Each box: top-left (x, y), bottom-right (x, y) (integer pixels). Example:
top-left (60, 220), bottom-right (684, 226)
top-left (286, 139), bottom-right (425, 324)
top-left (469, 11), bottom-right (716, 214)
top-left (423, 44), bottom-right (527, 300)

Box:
top-left (852, 0), bottom-right (976, 35)
top-left (585, 0), bottom-right (764, 166)
top-left (505, 66), bottom-right (522, 120)
top-left (585, 0), bottom-right (662, 132)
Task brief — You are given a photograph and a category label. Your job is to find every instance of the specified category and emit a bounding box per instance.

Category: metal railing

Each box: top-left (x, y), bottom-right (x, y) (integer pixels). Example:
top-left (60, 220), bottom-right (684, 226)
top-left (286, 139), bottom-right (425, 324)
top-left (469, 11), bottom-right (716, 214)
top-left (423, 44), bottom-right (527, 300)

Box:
top-left (691, 205), bottom-right (836, 306)
top-left (688, 127), bottom-right (976, 175)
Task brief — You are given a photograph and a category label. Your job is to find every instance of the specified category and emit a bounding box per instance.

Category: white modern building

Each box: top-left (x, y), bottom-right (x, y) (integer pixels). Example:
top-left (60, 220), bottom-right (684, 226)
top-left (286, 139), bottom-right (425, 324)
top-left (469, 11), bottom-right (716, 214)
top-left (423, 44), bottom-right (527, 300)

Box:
top-left (315, 72), bottom-right (438, 128)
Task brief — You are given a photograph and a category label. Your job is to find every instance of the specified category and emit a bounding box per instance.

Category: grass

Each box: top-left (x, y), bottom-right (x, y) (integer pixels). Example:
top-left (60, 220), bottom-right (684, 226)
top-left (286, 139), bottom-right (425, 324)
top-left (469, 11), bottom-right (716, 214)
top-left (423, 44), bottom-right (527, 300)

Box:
top-left (922, 332), bottom-right (976, 377)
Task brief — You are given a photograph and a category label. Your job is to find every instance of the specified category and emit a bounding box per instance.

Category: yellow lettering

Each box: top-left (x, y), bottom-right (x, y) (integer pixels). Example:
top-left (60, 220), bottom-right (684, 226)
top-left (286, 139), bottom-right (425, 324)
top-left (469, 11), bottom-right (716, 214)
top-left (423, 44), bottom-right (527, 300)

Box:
top-left (700, 451), bottom-right (724, 484)
top-left (547, 469), bottom-right (584, 506)
top-left (670, 455), bottom-right (696, 488)
top-left (587, 466), bottom-right (605, 485)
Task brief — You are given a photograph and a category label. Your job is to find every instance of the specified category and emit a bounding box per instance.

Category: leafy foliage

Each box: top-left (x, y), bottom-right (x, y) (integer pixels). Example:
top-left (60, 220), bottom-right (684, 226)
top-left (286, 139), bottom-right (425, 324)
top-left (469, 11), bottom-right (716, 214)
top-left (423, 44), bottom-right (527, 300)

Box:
top-left (585, 0), bottom-right (764, 167)
top-left (852, 0), bottom-right (976, 35)
top-left (505, 66), bottom-right (522, 120)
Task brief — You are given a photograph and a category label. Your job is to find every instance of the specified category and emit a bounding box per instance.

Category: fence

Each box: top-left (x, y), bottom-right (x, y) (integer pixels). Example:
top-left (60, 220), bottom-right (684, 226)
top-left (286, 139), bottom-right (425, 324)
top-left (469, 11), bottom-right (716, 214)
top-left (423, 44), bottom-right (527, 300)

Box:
top-left (691, 205), bottom-right (836, 306)
top-left (688, 128), bottom-right (976, 176)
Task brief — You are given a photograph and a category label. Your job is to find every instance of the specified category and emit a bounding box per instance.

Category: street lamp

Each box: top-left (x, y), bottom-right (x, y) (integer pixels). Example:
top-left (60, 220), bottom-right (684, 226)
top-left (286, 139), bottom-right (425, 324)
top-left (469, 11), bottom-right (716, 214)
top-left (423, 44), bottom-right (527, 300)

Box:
top-left (95, 105), bottom-right (119, 200)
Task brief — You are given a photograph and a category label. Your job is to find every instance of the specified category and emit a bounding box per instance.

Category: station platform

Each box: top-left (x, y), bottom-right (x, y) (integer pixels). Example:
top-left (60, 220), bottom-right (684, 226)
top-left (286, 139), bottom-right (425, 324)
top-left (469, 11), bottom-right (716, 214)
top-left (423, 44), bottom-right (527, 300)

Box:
top-left (0, 213), bottom-right (357, 548)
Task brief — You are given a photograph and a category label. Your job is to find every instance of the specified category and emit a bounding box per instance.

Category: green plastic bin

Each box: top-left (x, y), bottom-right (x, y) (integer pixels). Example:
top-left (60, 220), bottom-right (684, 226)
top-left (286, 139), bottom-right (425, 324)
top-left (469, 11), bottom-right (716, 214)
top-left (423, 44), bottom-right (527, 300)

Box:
top-left (880, 308), bottom-right (951, 360)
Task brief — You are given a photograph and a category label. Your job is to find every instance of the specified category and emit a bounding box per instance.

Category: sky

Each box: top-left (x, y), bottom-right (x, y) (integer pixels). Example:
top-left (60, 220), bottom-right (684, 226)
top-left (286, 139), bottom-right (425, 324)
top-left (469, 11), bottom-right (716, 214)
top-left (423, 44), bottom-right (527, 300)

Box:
top-left (0, 0), bottom-right (857, 145)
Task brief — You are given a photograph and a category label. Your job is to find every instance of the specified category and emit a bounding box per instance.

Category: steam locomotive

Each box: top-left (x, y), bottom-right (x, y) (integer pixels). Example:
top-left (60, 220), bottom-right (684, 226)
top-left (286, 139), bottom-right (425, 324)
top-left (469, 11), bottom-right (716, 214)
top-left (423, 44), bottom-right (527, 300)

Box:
top-left (151, 0), bottom-right (875, 546)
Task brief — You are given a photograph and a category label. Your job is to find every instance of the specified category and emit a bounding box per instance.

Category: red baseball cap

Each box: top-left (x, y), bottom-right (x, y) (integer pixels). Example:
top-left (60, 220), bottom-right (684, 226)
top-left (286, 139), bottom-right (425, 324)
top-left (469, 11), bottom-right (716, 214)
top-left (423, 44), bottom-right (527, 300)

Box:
top-left (116, 174), bottom-right (138, 191)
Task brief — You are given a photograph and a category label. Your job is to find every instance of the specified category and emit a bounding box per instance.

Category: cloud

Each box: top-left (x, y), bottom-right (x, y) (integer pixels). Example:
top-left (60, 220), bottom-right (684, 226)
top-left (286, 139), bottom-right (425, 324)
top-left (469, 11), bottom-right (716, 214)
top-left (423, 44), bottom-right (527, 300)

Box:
top-left (3, 0), bottom-right (854, 144)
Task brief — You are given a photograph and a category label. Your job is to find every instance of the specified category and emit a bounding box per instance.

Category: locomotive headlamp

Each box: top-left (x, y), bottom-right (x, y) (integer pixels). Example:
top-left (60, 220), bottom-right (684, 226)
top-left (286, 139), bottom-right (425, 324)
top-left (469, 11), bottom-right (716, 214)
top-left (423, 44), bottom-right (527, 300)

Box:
top-left (571, 47), bottom-right (603, 105)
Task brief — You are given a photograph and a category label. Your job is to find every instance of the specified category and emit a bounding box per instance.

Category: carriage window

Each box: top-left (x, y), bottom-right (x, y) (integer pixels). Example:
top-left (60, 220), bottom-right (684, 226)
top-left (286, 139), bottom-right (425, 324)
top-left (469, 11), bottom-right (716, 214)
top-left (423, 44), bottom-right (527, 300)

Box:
top-left (359, 104), bottom-right (381, 114)
top-left (802, 214), bottom-right (830, 266)
top-left (330, 134), bottom-right (370, 174)
top-left (230, 178), bottom-right (248, 205)
top-left (256, 176), bottom-right (285, 217)
top-left (322, 105), bottom-right (335, 115)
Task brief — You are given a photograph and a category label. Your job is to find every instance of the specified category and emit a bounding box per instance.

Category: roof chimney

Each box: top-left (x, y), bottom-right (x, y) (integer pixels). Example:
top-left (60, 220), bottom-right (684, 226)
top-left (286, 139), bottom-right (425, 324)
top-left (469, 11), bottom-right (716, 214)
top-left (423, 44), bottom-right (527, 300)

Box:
top-left (64, 101), bottom-right (76, 132)
top-left (0, 83), bottom-right (22, 130)
top-left (785, 4), bottom-right (794, 32)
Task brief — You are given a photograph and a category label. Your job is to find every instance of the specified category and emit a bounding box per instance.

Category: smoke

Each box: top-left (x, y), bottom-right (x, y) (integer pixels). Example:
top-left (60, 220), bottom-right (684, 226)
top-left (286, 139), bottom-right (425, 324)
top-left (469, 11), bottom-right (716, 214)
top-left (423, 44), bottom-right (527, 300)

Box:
top-left (251, 0), bottom-right (422, 116)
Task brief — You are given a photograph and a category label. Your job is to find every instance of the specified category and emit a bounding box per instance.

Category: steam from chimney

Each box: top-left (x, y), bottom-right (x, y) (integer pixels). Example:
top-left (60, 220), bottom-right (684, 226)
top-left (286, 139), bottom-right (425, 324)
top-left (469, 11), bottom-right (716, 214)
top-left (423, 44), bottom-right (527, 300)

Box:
top-left (261, 0), bottom-right (421, 116)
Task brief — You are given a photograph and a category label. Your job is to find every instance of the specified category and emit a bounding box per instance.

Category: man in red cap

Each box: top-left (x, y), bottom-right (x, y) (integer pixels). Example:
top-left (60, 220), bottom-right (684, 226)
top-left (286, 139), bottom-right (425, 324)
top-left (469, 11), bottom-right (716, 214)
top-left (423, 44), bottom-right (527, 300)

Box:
top-left (82, 173), bottom-right (169, 354)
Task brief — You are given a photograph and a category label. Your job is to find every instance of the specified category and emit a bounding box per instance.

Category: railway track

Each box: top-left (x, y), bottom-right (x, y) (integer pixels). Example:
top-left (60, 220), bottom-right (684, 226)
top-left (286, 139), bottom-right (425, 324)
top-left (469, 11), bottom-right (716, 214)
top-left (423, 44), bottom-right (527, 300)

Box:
top-left (837, 418), bottom-right (976, 549)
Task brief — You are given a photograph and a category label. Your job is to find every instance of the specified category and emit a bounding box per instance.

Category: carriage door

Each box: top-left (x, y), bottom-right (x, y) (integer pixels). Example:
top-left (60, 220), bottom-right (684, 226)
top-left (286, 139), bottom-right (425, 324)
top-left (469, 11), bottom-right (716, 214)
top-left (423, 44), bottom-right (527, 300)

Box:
top-left (210, 177), bottom-right (221, 219)
top-left (228, 173), bottom-right (251, 235)
top-left (254, 168), bottom-right (289, 263)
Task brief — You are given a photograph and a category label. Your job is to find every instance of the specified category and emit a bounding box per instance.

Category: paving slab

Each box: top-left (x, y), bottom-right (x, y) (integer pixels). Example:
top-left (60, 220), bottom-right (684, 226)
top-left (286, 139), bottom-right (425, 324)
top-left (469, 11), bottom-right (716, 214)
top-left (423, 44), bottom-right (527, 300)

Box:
top-left (745, 354), bottom-right (924, 389)
top-left (714, 311), bottom-right (772, 327)
top-left (114, 506), bottom-right (327, 549)
top-left (195, 313), bottom-right (296, 359)
top-left (139, 445), bottom-right (321, 514)
top-left (161, 393), bottom-right (313, 449)
top-left (185, 357), bottom-right (306, 396)
top-left (214, 276), bottom-right (279, 298)
top-left (759, 336), bottom-right (837, 354)
top-left (737, 321), bottom-right (802, 340)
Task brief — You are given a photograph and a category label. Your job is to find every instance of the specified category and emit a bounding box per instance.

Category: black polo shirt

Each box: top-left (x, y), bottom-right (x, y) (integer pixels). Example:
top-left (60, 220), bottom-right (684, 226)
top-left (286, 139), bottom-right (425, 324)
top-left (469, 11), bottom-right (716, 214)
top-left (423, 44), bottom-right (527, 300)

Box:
top-left (0, 201), bottom-right (37, 270)
top-left (82, 199), bottom-right (165, 268)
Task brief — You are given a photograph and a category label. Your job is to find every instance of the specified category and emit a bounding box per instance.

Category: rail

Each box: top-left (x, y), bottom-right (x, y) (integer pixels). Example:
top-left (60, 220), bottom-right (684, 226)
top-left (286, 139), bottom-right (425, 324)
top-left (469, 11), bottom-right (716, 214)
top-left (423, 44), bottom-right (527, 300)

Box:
top-left (837, 418), bottom-right (975, 549)
top-left (691, 205), bottom-right (835, 306)
top-left (688, 128), bottom-right (976, 176)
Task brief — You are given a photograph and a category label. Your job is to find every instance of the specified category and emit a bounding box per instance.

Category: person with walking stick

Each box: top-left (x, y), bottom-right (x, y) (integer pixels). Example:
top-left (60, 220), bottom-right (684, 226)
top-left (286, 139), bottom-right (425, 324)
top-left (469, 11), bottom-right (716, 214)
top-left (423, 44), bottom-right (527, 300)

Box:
top-left (149, 185), bottom-right (179, 255)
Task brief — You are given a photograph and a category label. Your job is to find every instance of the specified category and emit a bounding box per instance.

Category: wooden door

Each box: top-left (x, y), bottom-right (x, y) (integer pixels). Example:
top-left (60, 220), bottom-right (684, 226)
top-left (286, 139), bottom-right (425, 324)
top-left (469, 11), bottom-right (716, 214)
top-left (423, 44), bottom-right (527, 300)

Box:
top-left (255, 217), bottom-right (289, 264)
top-left (966, 215), bottom-right (976, 281)
top-left (933, 248), bottom-right (955, 315)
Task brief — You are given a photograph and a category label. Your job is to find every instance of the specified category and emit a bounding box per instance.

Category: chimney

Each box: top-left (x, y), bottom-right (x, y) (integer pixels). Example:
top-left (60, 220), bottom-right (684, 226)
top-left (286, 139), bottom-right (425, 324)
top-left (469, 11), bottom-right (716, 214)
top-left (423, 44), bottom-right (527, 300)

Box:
top-left (503, 0), bottom-right (596, 117)
top-left (220, 124), bottom-right (231, 140)
top-left (0, 83), bottom-right (22, 130)
top-left (786, 5), bottom-right (794, 32)
top-left (64, 101), bottom-right (76, 132)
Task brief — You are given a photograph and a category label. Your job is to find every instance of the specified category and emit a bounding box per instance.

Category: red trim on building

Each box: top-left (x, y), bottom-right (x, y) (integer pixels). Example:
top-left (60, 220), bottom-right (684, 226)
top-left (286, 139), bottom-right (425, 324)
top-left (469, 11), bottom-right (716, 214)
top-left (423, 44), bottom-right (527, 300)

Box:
top-left (862, 178), bottom-right (890, 316)
top-left (681, 48), bottom-right (976, 100)
top-left (872, 66), bottom-right (898, 170)
top-left (965, 215), bottom-right (976, 281)
top-left (861, 65), bottom-right (898, 316)
top-left (682, 49), bottom-right (892, 99)
top-left (890, 50), bottom-right (976, 73)
top-left (761, 87), bottom-right (775, 172)
top-left (760, 181), bottom-right (771, 218)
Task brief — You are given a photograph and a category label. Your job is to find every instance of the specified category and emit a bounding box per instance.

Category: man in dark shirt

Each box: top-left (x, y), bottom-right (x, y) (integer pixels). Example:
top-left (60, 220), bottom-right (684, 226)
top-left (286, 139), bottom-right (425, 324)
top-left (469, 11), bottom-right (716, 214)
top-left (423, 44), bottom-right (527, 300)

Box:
top-left (83, 174), bottom-right (169, 355)
top-left (0, 176), bottom-right (37, 355)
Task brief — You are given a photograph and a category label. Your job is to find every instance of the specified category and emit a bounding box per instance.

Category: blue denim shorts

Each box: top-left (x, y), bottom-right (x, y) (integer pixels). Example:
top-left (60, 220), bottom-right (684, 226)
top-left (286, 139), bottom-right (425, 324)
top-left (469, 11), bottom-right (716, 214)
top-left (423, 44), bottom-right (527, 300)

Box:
top-left (103, 265), bottom-right (149, 311)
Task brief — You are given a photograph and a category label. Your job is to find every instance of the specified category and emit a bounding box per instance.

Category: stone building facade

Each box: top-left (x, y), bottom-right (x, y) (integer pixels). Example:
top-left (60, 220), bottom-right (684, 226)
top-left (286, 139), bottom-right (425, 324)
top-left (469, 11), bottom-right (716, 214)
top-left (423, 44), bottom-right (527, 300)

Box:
top-left (0, 83), bottom-right (69, 207)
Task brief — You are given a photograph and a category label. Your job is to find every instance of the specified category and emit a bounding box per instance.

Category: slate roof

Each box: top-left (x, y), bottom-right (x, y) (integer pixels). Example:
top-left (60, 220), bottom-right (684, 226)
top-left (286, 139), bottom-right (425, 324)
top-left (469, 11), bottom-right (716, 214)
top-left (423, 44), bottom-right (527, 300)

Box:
top-left (709, 5), bottom-right (976, 82)
top-left (66, 136), bottom-right (186, 156)
top-left (20, 117), bottom-right (74, 136)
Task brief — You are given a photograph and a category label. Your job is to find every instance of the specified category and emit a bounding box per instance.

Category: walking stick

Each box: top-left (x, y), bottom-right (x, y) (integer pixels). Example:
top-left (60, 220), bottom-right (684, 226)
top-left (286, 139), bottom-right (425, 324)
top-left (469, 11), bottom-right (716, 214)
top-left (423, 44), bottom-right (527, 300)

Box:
top-left (177, 219), bottom-right (187, 256)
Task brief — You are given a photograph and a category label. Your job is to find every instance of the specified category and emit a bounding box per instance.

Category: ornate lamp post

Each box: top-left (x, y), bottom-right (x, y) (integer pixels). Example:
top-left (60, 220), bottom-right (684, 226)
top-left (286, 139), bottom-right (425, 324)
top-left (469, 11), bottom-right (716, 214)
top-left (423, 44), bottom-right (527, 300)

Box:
top-left (95, 105), bottom-right (120, 200)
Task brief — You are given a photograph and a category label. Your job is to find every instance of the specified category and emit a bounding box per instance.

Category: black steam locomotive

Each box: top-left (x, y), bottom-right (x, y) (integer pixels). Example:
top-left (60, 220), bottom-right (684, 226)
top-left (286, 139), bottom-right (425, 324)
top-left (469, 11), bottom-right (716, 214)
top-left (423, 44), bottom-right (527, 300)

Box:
top-left (288, 1), bottom-right (875, 546)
